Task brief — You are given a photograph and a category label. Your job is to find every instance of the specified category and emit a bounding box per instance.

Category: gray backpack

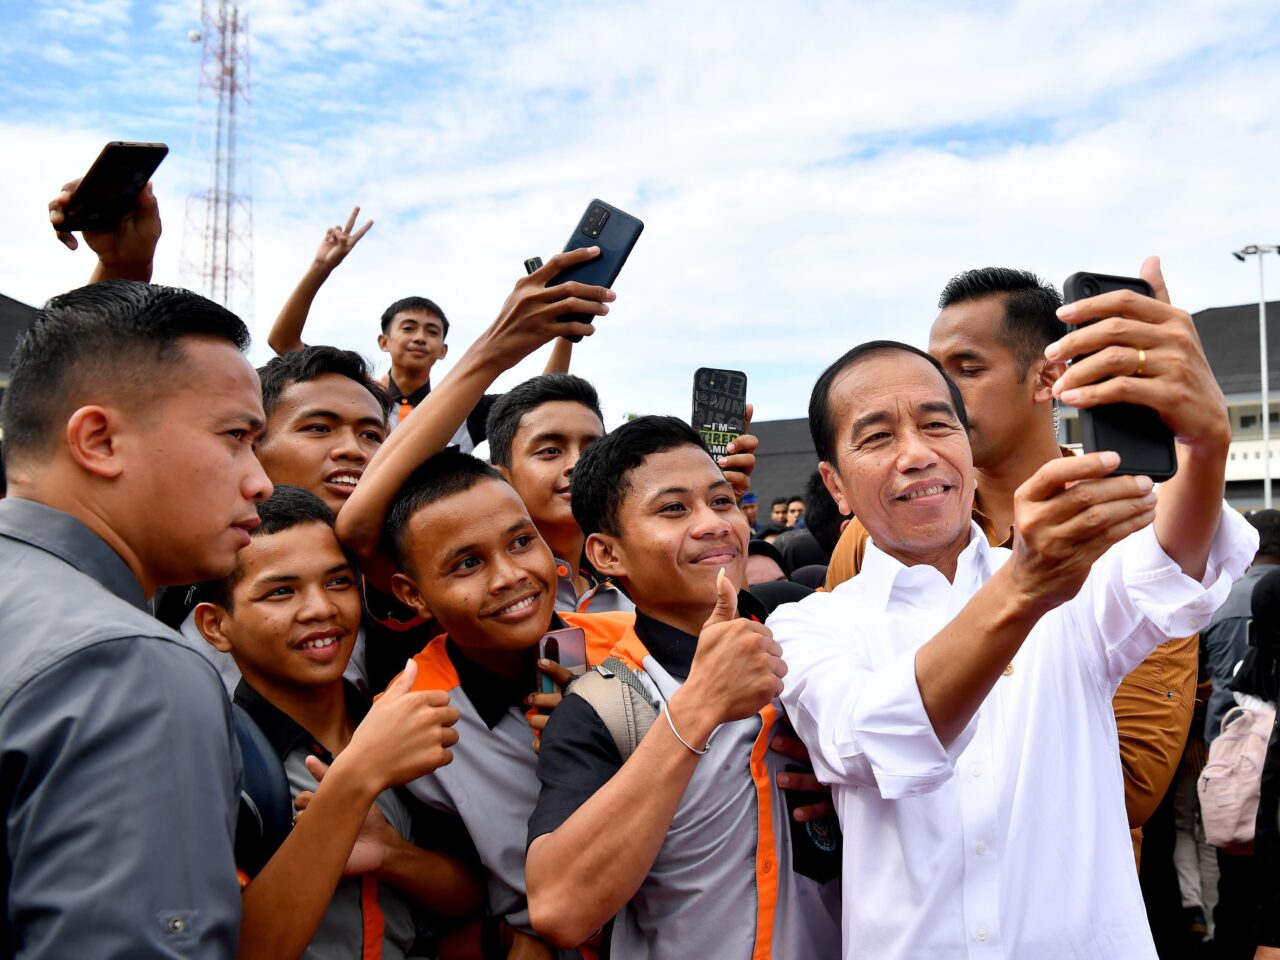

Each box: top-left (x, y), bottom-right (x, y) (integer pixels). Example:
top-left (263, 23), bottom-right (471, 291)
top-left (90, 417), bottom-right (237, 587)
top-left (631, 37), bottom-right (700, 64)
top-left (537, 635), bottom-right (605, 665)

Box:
top-left (567, 656), bottom-right (660, 760)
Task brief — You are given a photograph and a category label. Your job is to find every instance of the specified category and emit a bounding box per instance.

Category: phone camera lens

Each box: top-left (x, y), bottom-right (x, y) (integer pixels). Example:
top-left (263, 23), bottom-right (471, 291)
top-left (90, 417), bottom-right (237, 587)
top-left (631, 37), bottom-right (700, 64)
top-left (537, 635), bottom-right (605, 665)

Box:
top-left (1081, 278), bottom-right (1100, 298)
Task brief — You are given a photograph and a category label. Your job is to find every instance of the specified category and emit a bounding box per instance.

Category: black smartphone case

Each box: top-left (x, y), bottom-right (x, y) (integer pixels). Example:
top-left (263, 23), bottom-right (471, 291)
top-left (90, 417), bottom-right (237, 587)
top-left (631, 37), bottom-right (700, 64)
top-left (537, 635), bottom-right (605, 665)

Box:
top-left (692, 367), bottom-right (748, 458)
top-left (1062, 272), bottom-right (1177, 482)
top-left (548, 199), bottom-right (644, 342)
top-left (60, 142), bottom-right (168, 233)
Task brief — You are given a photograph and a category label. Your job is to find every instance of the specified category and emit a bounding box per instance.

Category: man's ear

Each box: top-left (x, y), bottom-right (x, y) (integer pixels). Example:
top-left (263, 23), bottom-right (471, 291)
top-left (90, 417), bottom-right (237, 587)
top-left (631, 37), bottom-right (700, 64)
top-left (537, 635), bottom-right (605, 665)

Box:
top-left (818, 461), bottom-right (852, 516)
top-left (377, 333), bottom-right (390, 354)
top-left (1034, 358), bottom-right (1068, 405)
top-left (193, 601), bottom-right (235, 654)
top-left (585, 532), bottom-right (627, 582)
top-left (439, 342), bottom-right (448, 361)
top-left (494, 463), bottom-right (512, 483)
top-left (391, 571), bottom-right (434, 621)
top-left (65, 405), bottom-right (125, 479)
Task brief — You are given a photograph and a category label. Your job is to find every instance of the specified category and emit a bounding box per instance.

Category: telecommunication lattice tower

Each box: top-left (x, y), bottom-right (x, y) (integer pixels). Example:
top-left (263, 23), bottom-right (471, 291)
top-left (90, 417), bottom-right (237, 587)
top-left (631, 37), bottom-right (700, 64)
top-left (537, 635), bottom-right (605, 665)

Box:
top-left (181, 0), bottom-right (254, 320)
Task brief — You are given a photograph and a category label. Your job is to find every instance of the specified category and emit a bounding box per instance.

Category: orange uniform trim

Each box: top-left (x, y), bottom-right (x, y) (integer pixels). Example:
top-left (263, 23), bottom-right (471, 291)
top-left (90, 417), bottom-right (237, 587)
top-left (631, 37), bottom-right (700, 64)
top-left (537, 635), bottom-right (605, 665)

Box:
top-left (749, 704), bottom-right (780, 960)
top-left (360, 875), bottom-right (385, 960)
top-left (407, 634), bottom-right (460, 692)
top-left (398, 398), bottom-right (412, 428)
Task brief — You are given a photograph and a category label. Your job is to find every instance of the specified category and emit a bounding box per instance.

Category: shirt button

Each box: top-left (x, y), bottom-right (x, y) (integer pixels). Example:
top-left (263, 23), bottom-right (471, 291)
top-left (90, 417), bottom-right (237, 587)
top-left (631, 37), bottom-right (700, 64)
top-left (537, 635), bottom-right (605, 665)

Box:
top-left (975, 841), bottom-right (987, 855)
top-left (167, 916), bottom-right (187, 934)
top-left (975, 925), bottom-right (989, 941)
top-left (971, 765), bottom-right (983, 778)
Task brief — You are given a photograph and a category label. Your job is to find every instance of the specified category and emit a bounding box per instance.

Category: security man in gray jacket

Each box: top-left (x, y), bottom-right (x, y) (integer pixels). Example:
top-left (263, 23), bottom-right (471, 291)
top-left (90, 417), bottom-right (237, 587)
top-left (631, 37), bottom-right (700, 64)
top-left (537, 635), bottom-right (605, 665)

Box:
top-left (0, 281), bottom-right (272, 958)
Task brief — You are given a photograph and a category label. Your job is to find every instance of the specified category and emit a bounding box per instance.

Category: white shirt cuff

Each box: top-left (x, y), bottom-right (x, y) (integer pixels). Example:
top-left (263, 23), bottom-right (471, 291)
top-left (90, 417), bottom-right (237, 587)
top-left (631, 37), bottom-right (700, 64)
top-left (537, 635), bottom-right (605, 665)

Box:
top-left (848, 647), bottom-right (974, 800)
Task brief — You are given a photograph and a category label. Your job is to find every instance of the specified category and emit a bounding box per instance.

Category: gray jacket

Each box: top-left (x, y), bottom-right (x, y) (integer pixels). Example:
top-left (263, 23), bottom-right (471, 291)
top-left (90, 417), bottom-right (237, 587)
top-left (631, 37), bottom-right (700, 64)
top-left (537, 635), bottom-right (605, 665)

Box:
top-left (0, 498), bottom-right (242, 958)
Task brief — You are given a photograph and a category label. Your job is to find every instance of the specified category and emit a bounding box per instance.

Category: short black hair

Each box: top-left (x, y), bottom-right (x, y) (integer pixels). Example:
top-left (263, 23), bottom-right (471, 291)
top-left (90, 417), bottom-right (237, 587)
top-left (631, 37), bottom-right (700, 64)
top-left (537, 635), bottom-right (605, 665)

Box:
top-left (809, 340), bottom-right (969, 466)
top-left (937, 267), bottom-right (1066, 380)
top-left (486, 374), bottom-right (604, 469)
top-left (788, 495), bottom-right (804, 506)
top-left (771, 497), bottom-right (788, 509)
top-left (380, 296), bottom-right (449, 337)
top-left (1, 281), bottom-right (249, 466)
top-left (572, 415), bottom-right (709, 538)
top-left (257, 345), bottom-right (391, 427)
top-left (194, 486), bottom-right (337, 611)
top-left (802, 470), bottom-right (849, 555)
top-left (384, 449), bottom-right (506, 572)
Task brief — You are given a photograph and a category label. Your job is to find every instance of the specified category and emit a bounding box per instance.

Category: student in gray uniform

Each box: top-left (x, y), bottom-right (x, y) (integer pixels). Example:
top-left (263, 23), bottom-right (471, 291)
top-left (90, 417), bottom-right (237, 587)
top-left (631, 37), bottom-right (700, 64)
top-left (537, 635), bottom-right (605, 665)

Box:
top-left (526, 416), bottom-right (842, 959)
top-left (192, 486), bottom-right (483, 958)
top-left (380, 451), bottom-right (635, 958)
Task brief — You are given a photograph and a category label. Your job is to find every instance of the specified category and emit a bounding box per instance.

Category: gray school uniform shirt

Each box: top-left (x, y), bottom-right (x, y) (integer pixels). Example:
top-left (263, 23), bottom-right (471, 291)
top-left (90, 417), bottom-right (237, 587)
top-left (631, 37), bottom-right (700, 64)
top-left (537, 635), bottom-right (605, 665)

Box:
top-left (0, 498), bottom-right (242, 958)
top-left (403, 632), bottom-right (589, 959)
top-left (530, 601), bottom-right (843, 960)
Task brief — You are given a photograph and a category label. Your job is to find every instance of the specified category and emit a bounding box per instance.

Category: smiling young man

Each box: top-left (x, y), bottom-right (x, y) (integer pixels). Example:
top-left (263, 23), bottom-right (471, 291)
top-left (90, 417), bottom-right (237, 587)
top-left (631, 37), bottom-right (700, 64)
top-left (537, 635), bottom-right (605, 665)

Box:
top-left (383, 451), bottom-right (633, 959)
top-left (822, 263), bottom-right (1201, 847)
top-left (485, 374), bottom-right (632, 614)
top-left (771, 291), bottom-right (1253, 957)
top-left (193, 486), bottom-right (479, 960)
top-left (524, 416), bottom-right (841, 959)
top-left (0, 281), bottom-right (272, 957)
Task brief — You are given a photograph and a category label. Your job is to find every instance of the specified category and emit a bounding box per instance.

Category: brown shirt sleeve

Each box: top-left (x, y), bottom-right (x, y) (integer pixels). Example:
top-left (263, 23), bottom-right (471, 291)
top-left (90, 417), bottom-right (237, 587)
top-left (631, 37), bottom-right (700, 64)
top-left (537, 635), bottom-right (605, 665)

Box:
top-left (1113, 633), bottom-right (1199, 829)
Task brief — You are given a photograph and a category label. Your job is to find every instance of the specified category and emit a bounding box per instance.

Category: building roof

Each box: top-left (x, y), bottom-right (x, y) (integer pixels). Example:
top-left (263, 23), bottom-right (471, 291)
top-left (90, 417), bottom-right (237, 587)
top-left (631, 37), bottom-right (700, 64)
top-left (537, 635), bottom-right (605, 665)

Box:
top-left (0, 292), bottom-right (38, 379)
top-left (748, 417), bottom-right (818, 511)
top-left (1192, 299), bottom-right (1280, 396)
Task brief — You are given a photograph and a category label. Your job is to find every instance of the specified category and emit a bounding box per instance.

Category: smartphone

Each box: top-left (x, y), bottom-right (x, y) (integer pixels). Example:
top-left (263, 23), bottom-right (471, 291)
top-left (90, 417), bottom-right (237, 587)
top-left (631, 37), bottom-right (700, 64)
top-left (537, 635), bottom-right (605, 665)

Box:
top-left (546, 199), bottom-right (644, 343)
top-left (782, 763), bottom-right (842, 883)
top-left (692, 368), bottom-right (748, 458)
top-left (58, 141), bottom-right (169, 234)
top-left (538, 626), bottom-right (588, 695)
top-left (1062, 272), bottom-right (1177, 482)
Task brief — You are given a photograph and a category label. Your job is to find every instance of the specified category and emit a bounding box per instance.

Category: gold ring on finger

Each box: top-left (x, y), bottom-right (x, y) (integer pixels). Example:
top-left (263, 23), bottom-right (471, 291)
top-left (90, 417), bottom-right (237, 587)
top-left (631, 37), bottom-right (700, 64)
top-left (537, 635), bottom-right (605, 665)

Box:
top-left (1135, 348), bottom-right (1146, 377)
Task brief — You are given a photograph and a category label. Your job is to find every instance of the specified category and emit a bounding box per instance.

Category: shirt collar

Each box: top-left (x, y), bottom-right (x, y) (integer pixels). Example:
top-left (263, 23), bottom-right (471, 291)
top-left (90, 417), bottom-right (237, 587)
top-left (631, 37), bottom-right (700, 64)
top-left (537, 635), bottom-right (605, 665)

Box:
top-left (971, 446), bottom-right (1077, 549)
top-left (386, 374), bottom-right (432, 407)
top-left (446, 615), bottom-right (567, 729)
top-left (859, 521), bottom-right (990, 611)
top-left (233, 679), bottom-right (372, 763)
top-left (0, 498), bottom-right (149, 611)
top-left (632, 590), bottom-right (768, 681)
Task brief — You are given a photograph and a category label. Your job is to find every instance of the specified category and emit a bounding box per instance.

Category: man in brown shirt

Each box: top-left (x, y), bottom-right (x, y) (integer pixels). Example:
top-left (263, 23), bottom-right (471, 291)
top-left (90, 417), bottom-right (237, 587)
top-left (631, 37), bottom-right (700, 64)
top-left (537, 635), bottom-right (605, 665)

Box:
top-left (823, 261), bottom-right (1197, 847)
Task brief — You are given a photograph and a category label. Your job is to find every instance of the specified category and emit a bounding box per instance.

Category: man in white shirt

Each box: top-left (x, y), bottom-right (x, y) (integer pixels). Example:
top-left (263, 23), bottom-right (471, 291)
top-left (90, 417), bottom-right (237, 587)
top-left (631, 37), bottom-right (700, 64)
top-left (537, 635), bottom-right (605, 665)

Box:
top-left (769, 284), bottom-right (1256, 959)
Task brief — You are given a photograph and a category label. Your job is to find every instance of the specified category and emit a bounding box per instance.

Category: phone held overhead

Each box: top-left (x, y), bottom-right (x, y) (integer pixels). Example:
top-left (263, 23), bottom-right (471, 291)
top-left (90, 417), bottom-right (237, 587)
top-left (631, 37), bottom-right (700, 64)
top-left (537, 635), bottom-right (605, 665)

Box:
top-left (56, 142), bottom-right (169, 234)
top-left (546, 200), bottom-right (644, 343)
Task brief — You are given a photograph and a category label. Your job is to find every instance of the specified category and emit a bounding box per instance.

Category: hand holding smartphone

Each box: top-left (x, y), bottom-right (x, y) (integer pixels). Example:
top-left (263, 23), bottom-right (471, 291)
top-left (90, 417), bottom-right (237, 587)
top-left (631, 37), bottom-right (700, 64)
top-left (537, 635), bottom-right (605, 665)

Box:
top-left (545, 200), bottom-right (644, 342)
top-left (56, 141), bottom-right (168, 235)
top-left (538, 627), bottom-right (588, 695)
top-left (1061, 271), bottom-right (1177, 481)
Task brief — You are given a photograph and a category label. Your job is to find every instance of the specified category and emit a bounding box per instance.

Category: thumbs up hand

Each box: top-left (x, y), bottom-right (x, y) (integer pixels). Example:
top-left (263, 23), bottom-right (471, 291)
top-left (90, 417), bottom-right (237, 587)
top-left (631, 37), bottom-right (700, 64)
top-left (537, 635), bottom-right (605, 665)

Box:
top-left (670, 570), bottom-right (787, 745)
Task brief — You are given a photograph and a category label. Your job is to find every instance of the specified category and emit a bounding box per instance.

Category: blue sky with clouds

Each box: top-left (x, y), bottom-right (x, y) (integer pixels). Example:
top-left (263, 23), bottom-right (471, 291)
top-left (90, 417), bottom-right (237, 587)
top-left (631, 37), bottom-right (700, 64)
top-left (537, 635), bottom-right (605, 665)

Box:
top-left (2, 0), bottom-right (1279, 425)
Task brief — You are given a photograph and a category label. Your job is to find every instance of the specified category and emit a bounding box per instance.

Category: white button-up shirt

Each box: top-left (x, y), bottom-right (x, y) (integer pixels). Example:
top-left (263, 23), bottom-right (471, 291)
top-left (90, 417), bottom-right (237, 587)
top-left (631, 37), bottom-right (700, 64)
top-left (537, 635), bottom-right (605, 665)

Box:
top-left (769, 510), bottom-right (1256, 960)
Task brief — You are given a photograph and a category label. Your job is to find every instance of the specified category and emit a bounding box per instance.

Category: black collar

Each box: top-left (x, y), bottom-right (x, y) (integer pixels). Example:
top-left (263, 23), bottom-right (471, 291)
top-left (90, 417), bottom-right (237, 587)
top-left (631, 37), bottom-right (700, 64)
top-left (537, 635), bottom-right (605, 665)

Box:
top-left (386, 374), bottom-right (432, 407)
top-left (632, 590), bottom-right (767, 681)
top-left (0, 498), bottom-right (149, 611)
top-left (233, 679), bottom-right (372, 764)
top-left (447, 613), bottom-right (568, 729)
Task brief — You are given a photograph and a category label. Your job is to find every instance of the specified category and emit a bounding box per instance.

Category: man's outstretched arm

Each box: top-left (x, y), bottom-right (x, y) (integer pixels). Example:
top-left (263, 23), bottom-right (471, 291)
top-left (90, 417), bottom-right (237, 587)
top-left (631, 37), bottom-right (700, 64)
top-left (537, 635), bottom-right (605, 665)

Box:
top-left (336, 246), bottom-right (612, 559)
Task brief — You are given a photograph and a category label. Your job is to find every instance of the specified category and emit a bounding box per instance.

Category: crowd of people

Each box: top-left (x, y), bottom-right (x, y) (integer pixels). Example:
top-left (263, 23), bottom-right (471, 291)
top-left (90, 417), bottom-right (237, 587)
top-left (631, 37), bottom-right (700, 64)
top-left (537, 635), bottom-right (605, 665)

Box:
top-left (0, 176), bottom-right (1277, 960)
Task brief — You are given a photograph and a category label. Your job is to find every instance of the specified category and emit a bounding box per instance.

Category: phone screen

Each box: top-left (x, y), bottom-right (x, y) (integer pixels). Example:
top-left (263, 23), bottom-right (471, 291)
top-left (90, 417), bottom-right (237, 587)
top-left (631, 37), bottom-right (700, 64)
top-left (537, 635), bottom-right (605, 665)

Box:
top-left (538, 626), bottom-right (588, 694)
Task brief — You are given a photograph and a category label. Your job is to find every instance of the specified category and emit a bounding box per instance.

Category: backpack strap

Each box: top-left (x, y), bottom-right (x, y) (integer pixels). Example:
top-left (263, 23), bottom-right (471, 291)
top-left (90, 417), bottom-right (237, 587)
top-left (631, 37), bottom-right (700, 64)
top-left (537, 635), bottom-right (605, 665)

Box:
top-left (567, 657), bottom-right (659, 761)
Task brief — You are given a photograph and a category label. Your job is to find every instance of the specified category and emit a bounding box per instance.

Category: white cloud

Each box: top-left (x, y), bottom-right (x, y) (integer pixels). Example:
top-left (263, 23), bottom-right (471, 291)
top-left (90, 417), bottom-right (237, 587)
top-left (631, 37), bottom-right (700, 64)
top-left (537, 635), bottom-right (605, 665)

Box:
top-left (2, 0), bottom-right (1278, 427)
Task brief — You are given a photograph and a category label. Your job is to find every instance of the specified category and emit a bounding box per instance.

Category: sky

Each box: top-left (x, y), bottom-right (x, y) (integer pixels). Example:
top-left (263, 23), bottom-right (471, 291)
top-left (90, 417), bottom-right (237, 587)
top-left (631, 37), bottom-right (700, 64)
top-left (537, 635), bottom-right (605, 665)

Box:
top-left (1, 0), bottom-right (1278, 426)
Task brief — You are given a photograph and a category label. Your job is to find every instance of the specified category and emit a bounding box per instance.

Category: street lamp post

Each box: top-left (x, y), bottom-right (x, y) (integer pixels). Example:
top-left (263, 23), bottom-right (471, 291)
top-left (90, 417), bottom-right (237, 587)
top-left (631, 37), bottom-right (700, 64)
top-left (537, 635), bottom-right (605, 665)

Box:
top-left (1232, 244), bottom-right (1279, 509)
